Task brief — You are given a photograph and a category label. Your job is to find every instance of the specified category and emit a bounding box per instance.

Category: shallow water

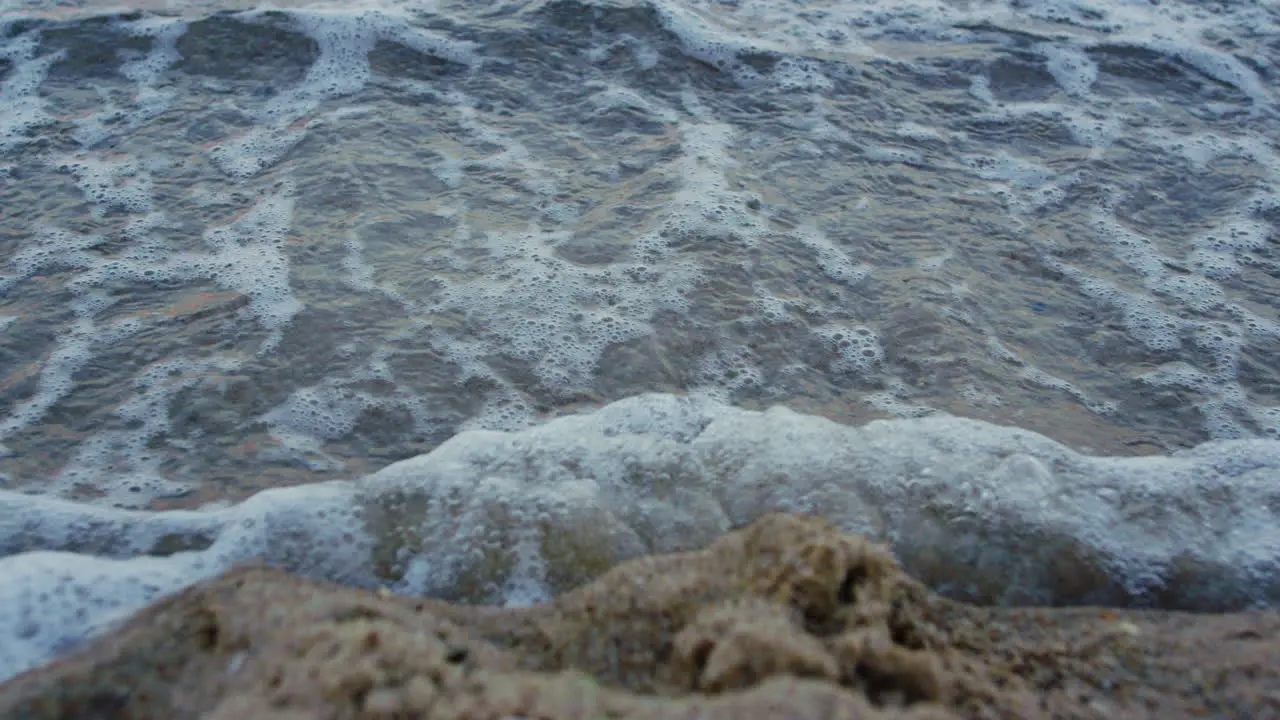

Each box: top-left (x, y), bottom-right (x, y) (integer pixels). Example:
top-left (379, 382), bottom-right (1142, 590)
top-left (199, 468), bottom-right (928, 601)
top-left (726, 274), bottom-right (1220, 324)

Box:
top-left (0, 0), bottom-right (1278, 684)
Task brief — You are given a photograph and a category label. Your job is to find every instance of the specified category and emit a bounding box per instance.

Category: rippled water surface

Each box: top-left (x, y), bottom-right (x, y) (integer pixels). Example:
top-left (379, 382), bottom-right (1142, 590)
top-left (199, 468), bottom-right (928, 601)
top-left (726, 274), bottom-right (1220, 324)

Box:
top-left (3, 0), bottom-right (1276, 509)
top-left (2, 0), bottom-right (1280, 682)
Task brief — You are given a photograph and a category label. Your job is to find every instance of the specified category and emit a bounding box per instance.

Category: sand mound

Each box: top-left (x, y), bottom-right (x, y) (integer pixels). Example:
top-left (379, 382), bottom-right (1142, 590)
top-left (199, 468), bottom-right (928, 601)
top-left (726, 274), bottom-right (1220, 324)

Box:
top-left (1, 514), bottom-right (1277, 719)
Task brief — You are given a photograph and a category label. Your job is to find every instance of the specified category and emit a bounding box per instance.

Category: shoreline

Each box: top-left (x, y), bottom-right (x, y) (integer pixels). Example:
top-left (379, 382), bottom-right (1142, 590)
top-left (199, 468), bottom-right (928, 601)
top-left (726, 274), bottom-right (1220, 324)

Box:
top-left (2, 513), bottom-right (1277, 719)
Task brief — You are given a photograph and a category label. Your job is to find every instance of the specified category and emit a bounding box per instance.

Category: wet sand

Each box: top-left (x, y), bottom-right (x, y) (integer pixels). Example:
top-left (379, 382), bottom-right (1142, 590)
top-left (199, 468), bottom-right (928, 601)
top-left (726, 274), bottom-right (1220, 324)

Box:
top-left (2, 513), bottom-right (1276, 719)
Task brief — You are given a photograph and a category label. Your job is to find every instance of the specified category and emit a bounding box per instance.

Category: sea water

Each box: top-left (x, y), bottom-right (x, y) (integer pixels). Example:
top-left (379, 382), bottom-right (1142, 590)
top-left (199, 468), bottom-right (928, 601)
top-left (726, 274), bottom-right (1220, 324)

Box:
top-left (0, 0), bottom-right (1278, 681)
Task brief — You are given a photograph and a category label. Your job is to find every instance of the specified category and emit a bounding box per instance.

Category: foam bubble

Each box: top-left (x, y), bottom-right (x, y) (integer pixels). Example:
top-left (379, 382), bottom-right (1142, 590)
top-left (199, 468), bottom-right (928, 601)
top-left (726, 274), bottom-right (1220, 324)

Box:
top-left (63, 17), bottom-right (188, 148)
top-left (866, 379), bottom-right (935, 419)
top-left (962, 152), bottom-right (1053, 188)
top-left (652, 3), bottom-right (761, 78)
top-left (1054, 264), bottom-right (1189, 353)
top-left (260, 346), bottom-right (443, 467)
top-left (1058, 108), bottom-right (1122, 156)
top-left (796, 226), bottom-right (871, 286)
top-left (747, 287), bottom-right (795, 326)
top-left (42, 358), bottom-right (229, 508)
top-left (916, 250), bottom-right (953, 273)
top-left (0, 185), bottom-right (303, 494)
top-left (429, 226), bottom-right (691, 394)
top-left (448, 91), bottom-right (562, 196)
top-left (1060, 195), bottom-right (1280, 441)
top-left (262, 386), bottom-right (374, 471)
top-left (1155, 41), bottom-right (1271, 109)
top-left (0, 299), bottom-right (142, 454)
top-left (1040, 43), bottom-right (1097, 97)
top-left (115, 17), bottom-right (187, 113)
top-left (781, 100), bottom-right (853, 145)
top-left (864, 145), bottom-right (925, 166)
top-left (0, 552), bottom-right (208, 677)
top-left (695, 345), bottom-right (764, 398)
top-left (814, 324), bottom-right (883, 375)
top-left (585, 83), bottom-right (679, 124)
top-left (339, 235), bottom-right (376, 295)
top-left (210, 9), bottom-right (478, 178)
top-left (58, 155), bottom-right (155, 218)
top-left (0, 321), bottom-right (96, 449)
top-left (895, 122), bottom-right (949, 143)
top-left (0, 30), bottom-right (63, 153)
top-left (423, 111), bottom-right (791, 398)
top-left (1190, 219), bottom-right (1271, 279)
top-left (960, 384), bottom-right (1002, 407)
top-left (0, 226), bottom-right (100, 294)
top-left (654, 0), bottom-right (883, 75)
top-left (769, 57), bottom-right (832, 93)
top-left (462, 387), bottom-right (537, 433)
top-left (1020, 367), bottom-right (1118, 417)
top-left (959, 152), bottom-right (1082, 213)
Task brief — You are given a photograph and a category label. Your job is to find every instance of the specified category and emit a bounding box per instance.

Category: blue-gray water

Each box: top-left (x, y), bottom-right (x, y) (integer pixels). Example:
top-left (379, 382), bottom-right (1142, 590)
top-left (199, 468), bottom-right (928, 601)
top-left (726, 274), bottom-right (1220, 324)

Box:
top-left (1, 0), bottom-right (1279, 682)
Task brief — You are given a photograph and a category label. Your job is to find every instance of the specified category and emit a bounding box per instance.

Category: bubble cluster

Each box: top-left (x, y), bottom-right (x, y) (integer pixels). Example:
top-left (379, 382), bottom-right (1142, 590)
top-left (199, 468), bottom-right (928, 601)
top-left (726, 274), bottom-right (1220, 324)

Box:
top-left (768, 56), bottom-right (832, 93)
top-left (654, 0), bottom-right (880, 76)
top-left (420, 114), bottom-right (773, 403)
top-left (1040, 44), bottom-right (1098, 97)
top-left (794, 226), bottom-right (871, 287)
top-left (116, 17), bottom-right (188, 108)
top-left (0, 477), bottom-right (371, 681)
top-left (748, 288), bottom-right (795, 326)
top-left (859, 377), bottom-right (930, 418)
top-left (430, 228), bottom-right (688, 393)
top-left (208, 9), bottom-right (478, 178)
top-left (1190, 219), bottom-right (1271, 279)
top-left (0, 321), bottom-right (98, 447)
top-left (210, 128), bottom-right (309, 180)
top-left (952, 76), bottom-right (1280, 441)
top-left (42, 359), bottom-right (220, 508)
top-left (863, 145), bottom-right (925, 166)
top-left (195, 189), bottom-right (304, 333)
top-left (462, 388), bottom-right (537, 433)
top-left (0, 30), bottom-right (62, 153)
top-left (59, 157), bottom-right (155, 217)
top-left (695, 346), bottom-right (764, 399)
top-left (281, 382), bottom-right (374, 430)
top-left (63, 17), bottom-right (188, 149)
top-left (585, 83), bottom-right (679, 124)
top-left (814, 324), bottom-right (883, 375)
top-left (0, 552), bottom-right (203, 680)
top-left (1, 81), bottom-right (303, 499)
top-left (1020, 367), bottom-right (1118, 417)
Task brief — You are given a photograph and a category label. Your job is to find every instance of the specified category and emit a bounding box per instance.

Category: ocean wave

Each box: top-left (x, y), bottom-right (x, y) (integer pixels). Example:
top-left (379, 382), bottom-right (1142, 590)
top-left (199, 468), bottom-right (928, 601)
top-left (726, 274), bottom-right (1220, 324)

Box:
top-left (3, 392), bottom-right (1279, 682)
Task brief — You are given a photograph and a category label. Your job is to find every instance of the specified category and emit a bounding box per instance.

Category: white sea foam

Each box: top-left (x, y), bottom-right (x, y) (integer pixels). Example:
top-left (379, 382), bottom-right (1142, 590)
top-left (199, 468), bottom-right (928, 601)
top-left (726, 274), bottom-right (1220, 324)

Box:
top-left (0, 29), bottom-right (62, 153)
top-left (209, 8), bottom-right (478, 178)
top-left (2, 393), bottom-right (1279, 682)
top-left (0, 179), bottom-right (302, 494)
top-left (66, 17), bottom-right (188, 148)
top-left (43, 358), bottom-right (230, 508)
top-left (1, 0), bottom-right (1279, 689)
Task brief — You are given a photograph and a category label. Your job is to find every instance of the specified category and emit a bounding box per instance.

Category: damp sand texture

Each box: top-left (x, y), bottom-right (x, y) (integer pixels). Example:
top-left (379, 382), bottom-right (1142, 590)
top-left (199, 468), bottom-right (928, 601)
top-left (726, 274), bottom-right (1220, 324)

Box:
top-left (1, 514), bottom-right (1278, 720)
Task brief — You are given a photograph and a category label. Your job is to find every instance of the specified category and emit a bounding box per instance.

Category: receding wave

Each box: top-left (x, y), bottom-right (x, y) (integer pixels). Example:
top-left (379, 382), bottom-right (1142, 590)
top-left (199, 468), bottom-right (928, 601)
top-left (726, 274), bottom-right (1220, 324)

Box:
top-left (3, 393), bottom-right (1279, 682)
